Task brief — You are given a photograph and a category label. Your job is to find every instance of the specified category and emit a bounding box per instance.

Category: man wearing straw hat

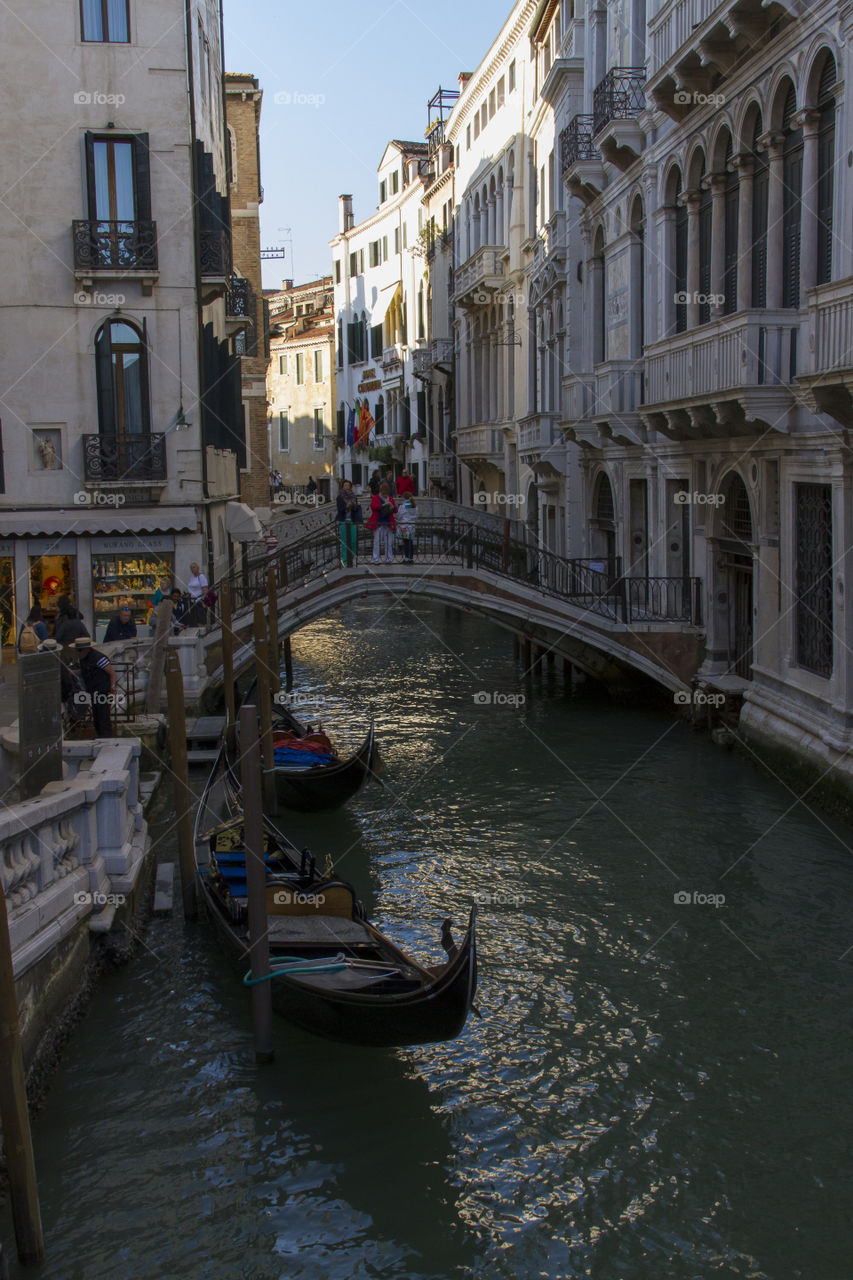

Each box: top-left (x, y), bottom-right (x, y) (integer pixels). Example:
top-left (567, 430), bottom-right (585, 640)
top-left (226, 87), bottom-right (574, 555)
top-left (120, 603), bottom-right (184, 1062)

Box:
top-left (73, 636), bottom-right (117, 738)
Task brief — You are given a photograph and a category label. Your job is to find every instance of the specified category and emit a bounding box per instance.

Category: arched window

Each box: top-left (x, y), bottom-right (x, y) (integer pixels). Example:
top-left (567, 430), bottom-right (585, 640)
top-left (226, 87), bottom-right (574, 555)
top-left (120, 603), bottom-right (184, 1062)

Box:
top-left (672, 169), bottom-right (688, 333)
top-left (723, 135), bottom-right (739, 315)
top-left (781, 85), bottom-right (803, 308)
top-left (595, 472), bottom-right (615, 524)
top-left (719, 470), bottom-right (754, 547)
top-left (630, 196), bottom-right (645, 356)
top-left (375, 394), bottom-right (384, 435)
top-left (417, 283), bottom-right (425, 340)
top-left (95, 319), bottom-right (149, 435)
top-left (751, 116), bottom-right (768, 307)
top-left (593, 226), bottom-right (606, 365)
top-left (697, 154), bottom-right (712, 325)
top-left (816, 54), bottom-right (837, 285)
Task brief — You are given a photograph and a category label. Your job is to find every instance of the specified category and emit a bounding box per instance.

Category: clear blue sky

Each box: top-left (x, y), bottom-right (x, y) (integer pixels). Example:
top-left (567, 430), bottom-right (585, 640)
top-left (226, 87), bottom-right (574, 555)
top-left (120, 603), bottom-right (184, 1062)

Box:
top-left (222, 0), bottom-right (501, 288)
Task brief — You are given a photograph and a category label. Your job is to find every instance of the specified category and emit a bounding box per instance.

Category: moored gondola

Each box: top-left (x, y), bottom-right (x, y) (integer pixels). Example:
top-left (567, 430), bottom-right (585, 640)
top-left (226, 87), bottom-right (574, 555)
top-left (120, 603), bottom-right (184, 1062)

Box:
top-left (240, 680), bottom-right (378, 812)
top-left (193, 749), bottom-right (477, 1047)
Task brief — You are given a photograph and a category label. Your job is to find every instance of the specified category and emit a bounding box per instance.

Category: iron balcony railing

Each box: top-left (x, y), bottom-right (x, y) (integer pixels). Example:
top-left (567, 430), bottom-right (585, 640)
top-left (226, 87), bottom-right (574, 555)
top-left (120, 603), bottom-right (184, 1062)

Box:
top-left (560, 115), bottom-right (597, 172)
top-left (208, 518), bottom-right (703, 628)
top-left (82, 433), bottom-right (167, 483)
top-left (72, 220), bottom-right (158, 271)
top-left (593, 67), bottom-right (646, 137)
top-left (200, 227), bottom-right (233, 277)
top-left (225, 274), bottom-right (255, 320)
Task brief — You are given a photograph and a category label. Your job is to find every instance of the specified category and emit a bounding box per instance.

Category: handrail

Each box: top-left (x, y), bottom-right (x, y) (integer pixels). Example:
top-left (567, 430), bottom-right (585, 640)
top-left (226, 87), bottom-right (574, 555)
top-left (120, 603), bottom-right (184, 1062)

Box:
top-left (206, 518), bottom-right (703, 628)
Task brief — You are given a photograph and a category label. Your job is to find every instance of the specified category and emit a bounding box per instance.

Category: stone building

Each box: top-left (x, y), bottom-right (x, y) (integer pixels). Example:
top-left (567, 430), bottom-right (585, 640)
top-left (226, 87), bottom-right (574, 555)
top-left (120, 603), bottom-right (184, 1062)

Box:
top-left (225, 72), bottom-right (269, 521)
top-left (0, 0), bottom-right (244, 642)
top-left (267, 278), bottom-right (337, 500)
top-left (330, 143), bottom-right (433, 493)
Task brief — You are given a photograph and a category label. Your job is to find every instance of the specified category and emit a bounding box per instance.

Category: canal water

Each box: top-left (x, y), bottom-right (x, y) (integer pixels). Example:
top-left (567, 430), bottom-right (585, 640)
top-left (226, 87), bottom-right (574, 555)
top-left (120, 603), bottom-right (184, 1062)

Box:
top-left (4, 597), bottom-right (853, 1279)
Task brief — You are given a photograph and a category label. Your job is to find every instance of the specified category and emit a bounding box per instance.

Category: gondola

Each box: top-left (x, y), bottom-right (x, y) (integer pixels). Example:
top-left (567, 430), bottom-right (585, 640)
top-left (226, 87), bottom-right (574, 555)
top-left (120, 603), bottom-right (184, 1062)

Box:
top-left (193, 748), bottom-right (478, 1047)
top-left (241, 680), bottom-right (377, 812)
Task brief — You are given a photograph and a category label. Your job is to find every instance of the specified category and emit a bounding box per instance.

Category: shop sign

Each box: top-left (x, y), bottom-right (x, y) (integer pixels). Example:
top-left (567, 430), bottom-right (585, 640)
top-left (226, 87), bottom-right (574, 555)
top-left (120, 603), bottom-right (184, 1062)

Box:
top-left (27, 538), bottom-right (77, 554)
top-left (358, 379), bottom-right (383, 393)
top-left (91, 535), bottom-right (175, 554)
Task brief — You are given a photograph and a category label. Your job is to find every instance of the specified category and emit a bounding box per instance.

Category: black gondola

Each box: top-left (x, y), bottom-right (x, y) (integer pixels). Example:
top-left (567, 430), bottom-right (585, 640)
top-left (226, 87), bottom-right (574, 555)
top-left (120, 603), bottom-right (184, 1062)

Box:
top-left (193, 749), bottom-right (478, 1047)
top-left (241, 681), bottom-right (378, 812)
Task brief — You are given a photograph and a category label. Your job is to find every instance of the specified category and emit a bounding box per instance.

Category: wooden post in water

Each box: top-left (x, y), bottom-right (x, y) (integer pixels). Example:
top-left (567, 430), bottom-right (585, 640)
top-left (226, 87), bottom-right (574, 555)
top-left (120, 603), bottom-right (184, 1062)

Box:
top-left (239, 705), bottom-right (274, 1063)
top-left (165, 650), bottom-right (196, 919)
top-left (253, 603), bottom-right (277, 814)
top-left (145, 599), bottom-right (174, 716)
top-left (0, 880), bottom-right (44, 1264)
top-left (220, 581), bottom-right (236, 728)
top-left (266, 566), bottom-right (280, 694)
top-left (278, 552), bottom-right (294, 691)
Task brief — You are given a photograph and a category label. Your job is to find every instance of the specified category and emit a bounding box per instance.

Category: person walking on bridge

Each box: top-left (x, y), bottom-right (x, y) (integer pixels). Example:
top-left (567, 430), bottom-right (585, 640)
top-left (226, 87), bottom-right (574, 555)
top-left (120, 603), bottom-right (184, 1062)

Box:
top-left (367, 483), bottom-right (397, 564)
top-left (336, 479), bottom-right (362, 567)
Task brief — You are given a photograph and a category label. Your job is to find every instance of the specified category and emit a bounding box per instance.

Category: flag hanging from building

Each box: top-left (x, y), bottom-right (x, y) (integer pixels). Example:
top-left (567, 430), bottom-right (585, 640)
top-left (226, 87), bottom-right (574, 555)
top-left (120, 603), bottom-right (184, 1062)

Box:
top-left (358, 400), bottom-right (375, 447)
top-left (346, 404), bottom-right (356, 447)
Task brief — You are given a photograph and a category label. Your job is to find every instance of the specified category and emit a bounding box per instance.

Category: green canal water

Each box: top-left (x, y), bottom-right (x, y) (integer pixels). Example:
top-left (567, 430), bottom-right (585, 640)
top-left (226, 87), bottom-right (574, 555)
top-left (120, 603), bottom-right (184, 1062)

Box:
top-left (4, 598), bottom-right (853, 1279)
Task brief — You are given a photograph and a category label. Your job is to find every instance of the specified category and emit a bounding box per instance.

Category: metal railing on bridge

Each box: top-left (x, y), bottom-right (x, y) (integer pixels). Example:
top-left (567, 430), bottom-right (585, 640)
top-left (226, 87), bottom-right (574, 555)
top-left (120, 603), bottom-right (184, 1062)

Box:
top-left (209, 518), bottom-right (702, 628)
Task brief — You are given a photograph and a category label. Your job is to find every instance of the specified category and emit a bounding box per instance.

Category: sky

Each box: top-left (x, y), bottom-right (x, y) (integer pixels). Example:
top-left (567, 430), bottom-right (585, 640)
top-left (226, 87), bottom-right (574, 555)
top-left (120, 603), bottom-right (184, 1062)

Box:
top-left (222, 0), bottom-right (501, 289)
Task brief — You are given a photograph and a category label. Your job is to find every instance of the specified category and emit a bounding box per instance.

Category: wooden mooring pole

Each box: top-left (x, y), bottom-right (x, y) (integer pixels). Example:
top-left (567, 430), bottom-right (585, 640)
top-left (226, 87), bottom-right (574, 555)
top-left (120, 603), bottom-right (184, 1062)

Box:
top-left (0, 880), bottom-right (45, 1264)
top-left (278, 551), bottom-right (294, 692)
top-left (253, 603), bottom-right (277, 815)
top-left (239, 705), bottom-right (274, 1063)
top-left (165, 650), bottom-right (197, 920)
top-left (221, 581), bottom-right (236, 728)
top-left (266, 566), bottom-right (280, 695)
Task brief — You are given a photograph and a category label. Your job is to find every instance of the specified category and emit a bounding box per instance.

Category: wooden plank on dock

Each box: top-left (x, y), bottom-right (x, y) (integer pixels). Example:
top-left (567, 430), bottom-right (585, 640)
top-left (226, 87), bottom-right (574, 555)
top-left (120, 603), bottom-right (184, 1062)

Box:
top-left (153, 862), bottom-right (174, 914)
top-left (186, 748), bottom-right (219, 765)
top-left (187, 716), bottom-right (226, 742)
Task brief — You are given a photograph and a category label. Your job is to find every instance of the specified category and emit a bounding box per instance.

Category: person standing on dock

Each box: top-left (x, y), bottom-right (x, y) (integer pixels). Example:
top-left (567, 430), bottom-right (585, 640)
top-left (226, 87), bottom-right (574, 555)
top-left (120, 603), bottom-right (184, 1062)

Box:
top-left (73, 637), bottom-right (116, 738)
top-left (336, 479), bottom-right (362, 567)
top-left (367, 483), bottom-right (397, 564)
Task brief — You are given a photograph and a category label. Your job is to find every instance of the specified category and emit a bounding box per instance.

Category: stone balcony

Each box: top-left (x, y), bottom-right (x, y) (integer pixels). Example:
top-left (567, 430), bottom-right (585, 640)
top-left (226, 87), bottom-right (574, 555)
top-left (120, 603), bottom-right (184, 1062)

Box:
top-left (381, 344), bottom-right (404, 381)
top-left (561, 372), bottom-right (598, 448)
top-left (642, 310), bottom-right (806, 440)
top-left (560, 116), bottom-right (605, 207)
top-left (453, 246), bottom-right (506, 310)
top-left (593, 67), bottom-right (646, 171)
top-left (797, 278), bottom-right (853, 426)
top-left (412, 344), bottom-right (431, 378)
top-left (591, 359), bottom-right (646, 445)
top-left (431, 337), bottom-right (454, 368)
top-left (428, 453), bottom-right (456, 482)
top-left (647, 0), bottom-right (804, 121)
top-left (518, 411), bottom-right (568, 475)
top-left (540, 18), bottom-right (585, 105)
top-left (454, 423), bottom-right (505, 463)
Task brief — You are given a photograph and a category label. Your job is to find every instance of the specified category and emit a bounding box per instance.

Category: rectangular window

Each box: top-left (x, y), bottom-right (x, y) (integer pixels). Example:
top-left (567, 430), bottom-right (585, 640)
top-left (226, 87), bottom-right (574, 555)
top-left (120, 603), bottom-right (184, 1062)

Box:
top-left (391, 170), bottom-right (399, 194)
top-left (278, 354), bottom-right (287, 375)
top-left (379, 180), bottom-right (387, 203)
top-left (474, 115), bottom-right (480, 140)
top-left (369, 239), bottom-right (381, 268)
top-left (313, 408), bottom-right (324, 449)
top-left (295, 352), bottom-right (304, 385)
top-left (402, 224), bottom-right (407, 249)
top-left (482, 104), bottom-right (489, 131)
top-left (278, 411), bottom-right (289, 452)
top-left (86, 133), bottom-right (148, 222)
top-left (371, 324), bottom-right (383, 358)
top-left (508, 60), bottom-right (516, 92)
top-left (489, 89), bottom-right (496, 119)
top-left (349, 251), bottom-right (358, 277)
top-left (497, 77), bottom-right (505, 108)
top-left (81, 0), bottom-right (130, 42)
top-left (394, 227), bottom-right (400, 255)
top-left (795, 483), bottom-right (834, 677)
top-left (358, 248), bottom-right (364, 273)
top-left (314, 349), bottom-right (323, 382)
top-left (466, 125), bottom-right (471, 150)
top-left (382, 235), bottom-right (388, 261)
top-left (334, 260), bottom-right (341, 283)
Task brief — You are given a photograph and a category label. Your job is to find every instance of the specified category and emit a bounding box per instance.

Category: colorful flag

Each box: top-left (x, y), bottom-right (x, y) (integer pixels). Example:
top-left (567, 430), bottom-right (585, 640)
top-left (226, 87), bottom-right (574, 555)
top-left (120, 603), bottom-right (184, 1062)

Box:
top-left (358, 400), bottom-right (375, 446)
top-left (345, 404), bottom-right (356, 447)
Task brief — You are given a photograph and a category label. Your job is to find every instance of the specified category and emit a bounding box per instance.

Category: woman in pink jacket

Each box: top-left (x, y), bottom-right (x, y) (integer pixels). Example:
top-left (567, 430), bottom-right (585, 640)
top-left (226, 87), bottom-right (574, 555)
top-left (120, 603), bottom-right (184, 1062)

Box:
top-left (366, 483), bottom-right (397, 563)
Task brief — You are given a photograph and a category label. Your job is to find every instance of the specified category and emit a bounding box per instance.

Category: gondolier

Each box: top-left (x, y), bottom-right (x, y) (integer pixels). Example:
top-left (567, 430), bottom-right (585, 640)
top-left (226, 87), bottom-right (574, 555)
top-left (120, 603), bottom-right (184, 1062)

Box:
top-left (73, 636), bottom-right (116, 737)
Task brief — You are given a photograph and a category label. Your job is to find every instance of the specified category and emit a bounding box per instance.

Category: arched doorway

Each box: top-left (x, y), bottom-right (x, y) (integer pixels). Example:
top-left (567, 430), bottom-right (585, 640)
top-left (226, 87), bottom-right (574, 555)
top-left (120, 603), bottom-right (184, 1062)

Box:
top-left (590, 472), bottom-right (616, 572)
top-left (526, 479), bottom-right (539, 545)
top-left (716, 471), bottom-right (755, 678)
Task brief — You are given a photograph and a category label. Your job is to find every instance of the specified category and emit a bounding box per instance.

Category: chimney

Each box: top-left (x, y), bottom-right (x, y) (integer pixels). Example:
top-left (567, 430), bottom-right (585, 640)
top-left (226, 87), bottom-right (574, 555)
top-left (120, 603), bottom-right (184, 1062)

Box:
top-left (458, 72), bottom-right (472, 93)
top-left (339, 194), bottom-right (354, 233)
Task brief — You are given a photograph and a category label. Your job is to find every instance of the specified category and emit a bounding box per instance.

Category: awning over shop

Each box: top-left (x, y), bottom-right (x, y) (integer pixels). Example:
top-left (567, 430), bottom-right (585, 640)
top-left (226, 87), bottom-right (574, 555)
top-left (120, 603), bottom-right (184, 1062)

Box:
top-left (0, 507), bottom-right (200, 539)
top-left (225, 501), bottom-right (263, 542)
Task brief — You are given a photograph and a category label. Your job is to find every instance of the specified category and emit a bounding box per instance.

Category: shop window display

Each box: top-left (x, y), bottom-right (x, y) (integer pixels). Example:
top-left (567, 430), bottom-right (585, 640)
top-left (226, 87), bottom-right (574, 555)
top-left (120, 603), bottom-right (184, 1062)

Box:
top-left (93, 553), bottom-right (173, 624)
top-left (29, 556), bottom-right (75, 631)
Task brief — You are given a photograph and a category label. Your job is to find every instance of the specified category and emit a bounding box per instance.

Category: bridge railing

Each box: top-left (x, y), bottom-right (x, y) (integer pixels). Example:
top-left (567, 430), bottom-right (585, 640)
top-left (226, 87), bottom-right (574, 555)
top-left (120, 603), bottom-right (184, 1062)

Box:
top-left (208, 519), bottom-right (702, 628)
